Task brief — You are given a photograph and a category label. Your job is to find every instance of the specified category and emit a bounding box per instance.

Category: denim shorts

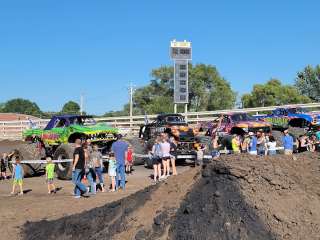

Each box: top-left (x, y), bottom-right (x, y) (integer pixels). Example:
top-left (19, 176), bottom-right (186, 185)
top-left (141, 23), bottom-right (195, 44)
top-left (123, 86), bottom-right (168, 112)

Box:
top-left (47, 178), bottom-right (54, 184)
top-left (211, 150), bottom-right (220, 157)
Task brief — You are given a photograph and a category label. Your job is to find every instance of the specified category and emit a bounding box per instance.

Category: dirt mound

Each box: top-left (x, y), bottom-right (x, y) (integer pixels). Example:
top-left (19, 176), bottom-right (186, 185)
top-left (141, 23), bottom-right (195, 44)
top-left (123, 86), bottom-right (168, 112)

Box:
top-left (23, 185), bottom-right (158, 240)
top-left (22, 168), bottom-right (200, 240)
top-left (22, 153), bottom-right (320, 240)
top-left (170, 153), bottom-right (320, 240)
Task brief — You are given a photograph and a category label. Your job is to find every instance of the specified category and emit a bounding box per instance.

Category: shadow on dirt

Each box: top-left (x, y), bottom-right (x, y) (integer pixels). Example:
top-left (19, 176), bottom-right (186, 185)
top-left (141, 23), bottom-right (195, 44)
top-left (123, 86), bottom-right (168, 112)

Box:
top-left (22, 185), bottom-right (159, 240)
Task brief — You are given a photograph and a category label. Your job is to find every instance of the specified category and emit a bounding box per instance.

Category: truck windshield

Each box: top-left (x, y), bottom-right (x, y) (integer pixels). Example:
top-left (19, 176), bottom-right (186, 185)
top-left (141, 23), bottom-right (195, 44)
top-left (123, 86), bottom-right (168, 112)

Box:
top-left (166, 116), bottom-right (186, 123)
top-left (287, 108), bottom-right (307, 114)
top-left (231, 113), bottom-right (254, 122)
top-left (82, 117), bottom-right (96, 126)
top-left (70, 117), bottom-right (96, 126)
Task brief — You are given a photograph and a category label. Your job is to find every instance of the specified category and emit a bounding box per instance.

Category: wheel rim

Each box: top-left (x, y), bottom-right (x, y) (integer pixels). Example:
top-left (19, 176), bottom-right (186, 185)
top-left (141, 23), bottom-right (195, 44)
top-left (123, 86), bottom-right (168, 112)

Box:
top-left (57, 154), bottom-right (68, 171)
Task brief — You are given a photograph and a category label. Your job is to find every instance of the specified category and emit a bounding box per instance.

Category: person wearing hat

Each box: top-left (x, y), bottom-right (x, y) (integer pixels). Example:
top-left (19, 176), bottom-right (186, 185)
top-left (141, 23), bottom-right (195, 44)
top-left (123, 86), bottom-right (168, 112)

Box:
top-left (282, 129), bottom-right (294, 155)
top-left (248, 132), bottom-right (257, 155)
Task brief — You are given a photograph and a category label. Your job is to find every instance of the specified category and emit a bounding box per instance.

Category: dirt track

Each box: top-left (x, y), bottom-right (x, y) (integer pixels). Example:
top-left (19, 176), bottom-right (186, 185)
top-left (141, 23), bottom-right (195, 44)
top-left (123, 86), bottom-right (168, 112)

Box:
top-left (21, 152), bottom-right (320, 240)
top-left (0, 165), bottom-right (190, 240)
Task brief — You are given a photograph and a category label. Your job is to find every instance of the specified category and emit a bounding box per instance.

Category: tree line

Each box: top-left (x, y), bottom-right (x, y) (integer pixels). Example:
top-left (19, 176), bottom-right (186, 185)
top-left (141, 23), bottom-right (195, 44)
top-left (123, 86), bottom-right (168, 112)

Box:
top-left (1, 64), bottom-right (319, 118)
top-left (105, 64), bottom-right (320, 116)
top-left (0, 99), bottom-right (81, 118)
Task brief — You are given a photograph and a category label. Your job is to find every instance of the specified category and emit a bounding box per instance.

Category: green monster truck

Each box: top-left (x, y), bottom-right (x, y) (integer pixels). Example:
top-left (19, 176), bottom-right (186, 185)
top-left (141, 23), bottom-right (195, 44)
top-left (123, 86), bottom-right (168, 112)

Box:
top-left (11, 115), bottom-right (118, 179)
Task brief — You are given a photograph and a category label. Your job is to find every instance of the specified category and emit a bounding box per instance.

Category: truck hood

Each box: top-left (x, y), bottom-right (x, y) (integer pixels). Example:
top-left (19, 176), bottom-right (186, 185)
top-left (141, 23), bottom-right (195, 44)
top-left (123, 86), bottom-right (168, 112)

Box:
top-left (70, 123), bottom-right (118, 134)
top-left (235, 120), bottom-right (271, 129)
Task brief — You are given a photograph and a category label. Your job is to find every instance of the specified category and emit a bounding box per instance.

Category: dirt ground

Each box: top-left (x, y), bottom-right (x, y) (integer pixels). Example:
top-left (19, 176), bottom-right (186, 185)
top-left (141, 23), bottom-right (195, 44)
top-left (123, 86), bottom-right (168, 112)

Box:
top-left (0, 164), bottom-right (190, 240)
top-left (20, 152), bottom-right (320, 240)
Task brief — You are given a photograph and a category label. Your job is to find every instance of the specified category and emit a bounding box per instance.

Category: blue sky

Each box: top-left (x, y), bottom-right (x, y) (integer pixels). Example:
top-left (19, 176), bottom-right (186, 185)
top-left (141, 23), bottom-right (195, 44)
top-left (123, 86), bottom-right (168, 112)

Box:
top-left (0, 0), bottom-right (319, 115)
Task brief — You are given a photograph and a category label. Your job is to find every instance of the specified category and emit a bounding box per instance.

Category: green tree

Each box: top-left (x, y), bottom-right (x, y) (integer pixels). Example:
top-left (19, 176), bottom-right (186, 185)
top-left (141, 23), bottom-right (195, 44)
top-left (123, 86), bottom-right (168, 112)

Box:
top-left (241, 79), bottom-right (311, 108)
top-left (0, 103), bottom-right (5, 112)
top-left (61, 101), bottom-right (80, 114)
top-left (189, 64), bottom-right (236, 111)
top-left (131, 64), bottom-right (236, 114)
top-left (295, 65), bottom-right (320, 102)
top-left (2, 98), bottom-right (42, 117)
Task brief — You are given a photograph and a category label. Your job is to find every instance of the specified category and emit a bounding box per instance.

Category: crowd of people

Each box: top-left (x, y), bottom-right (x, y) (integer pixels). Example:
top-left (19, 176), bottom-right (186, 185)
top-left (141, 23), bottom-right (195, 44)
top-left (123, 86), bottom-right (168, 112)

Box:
top-left (6, 134), bottom-right (135, 198)
top-left (71, 134), bottom-right (132, 198)
top-left (3, 127), bottom-right (320, 197)
top-left (220, 128), bottom-right (320, 156)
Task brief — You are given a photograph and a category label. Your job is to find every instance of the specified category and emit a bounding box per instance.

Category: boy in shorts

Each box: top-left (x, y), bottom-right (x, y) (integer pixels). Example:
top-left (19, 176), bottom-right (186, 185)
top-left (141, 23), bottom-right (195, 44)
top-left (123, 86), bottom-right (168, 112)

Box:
top-left (46, 157), bottom-right (56, 194)
top-left (11, 157), bottom-right (24, 196)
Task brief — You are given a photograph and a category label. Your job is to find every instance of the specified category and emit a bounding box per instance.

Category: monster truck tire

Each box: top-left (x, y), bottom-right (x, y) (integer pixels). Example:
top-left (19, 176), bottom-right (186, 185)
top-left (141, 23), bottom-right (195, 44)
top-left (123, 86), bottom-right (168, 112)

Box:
top-left (53, 144), bottom-right (75, 180)
top-left (220, 135), bottom-right (233, 151)
top-left (11, 144), bottom-right (44, 177)
top-left (126, 137), bottom-right (145, 165)
top-left (144, 157), bottom-right (154, 169)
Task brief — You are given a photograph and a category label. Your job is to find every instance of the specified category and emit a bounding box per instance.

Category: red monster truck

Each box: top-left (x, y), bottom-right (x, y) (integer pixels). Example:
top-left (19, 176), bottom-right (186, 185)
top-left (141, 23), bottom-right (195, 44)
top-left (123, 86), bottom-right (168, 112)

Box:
top-left (204, 112), bottom-right (272, 150)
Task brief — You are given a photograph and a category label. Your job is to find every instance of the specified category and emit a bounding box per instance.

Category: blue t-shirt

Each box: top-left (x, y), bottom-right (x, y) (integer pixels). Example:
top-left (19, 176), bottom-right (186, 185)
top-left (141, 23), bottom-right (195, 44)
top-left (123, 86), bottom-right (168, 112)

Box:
top-left (14, 164), bottom-right (23, 180)
top-left (249, 136), bottom-right (257, 152)
top-left (316, 131), bottom-right (320, 141)
top-left (282, 135), bottom-right (293, 150)
top-left (111, 140), bottom-right (129, 165)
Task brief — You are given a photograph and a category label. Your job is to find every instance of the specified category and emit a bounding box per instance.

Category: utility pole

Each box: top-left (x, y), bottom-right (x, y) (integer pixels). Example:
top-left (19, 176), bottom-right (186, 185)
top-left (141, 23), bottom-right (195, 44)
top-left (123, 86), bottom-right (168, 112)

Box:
top-left (80, 93), bottom-right (84, 115)
top-left (129, 83), bottom-right (134, 129)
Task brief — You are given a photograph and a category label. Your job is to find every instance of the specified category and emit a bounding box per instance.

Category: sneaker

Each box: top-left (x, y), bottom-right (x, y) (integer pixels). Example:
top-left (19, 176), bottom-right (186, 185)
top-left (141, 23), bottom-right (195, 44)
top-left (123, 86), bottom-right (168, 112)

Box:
top-left (74, 195), bottom-right (81, 199)
top-left (18, 192), bottom-right (24, 196)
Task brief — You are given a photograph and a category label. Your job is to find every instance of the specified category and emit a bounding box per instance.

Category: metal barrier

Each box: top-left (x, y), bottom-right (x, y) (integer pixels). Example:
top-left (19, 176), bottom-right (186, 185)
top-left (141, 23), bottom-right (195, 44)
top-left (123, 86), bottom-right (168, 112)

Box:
top-left (0, 102), bottom-right (319, 140)
top-left (17, 147), bottom-right (287, 164)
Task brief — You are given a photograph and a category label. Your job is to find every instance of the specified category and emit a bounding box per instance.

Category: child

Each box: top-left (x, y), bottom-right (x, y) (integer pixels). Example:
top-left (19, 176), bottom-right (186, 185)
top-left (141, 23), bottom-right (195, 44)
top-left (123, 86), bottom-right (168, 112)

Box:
top-left (11, 157), bottom-right (24, 196)
top-left (126, 146), bottom-right (133, 174)
top-left (108, 152), bottom-right (116, 192)
top-left (194, 139), bottom-right (205, 167)
top-left (45, 157), bottom-right (56, 194)
top-left (266, 136), bottom-right (277, 155)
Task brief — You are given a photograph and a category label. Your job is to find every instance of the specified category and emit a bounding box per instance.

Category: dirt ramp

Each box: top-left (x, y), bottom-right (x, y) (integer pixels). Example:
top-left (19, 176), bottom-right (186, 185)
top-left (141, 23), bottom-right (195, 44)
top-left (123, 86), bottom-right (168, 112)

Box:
top-left (169, 153), bottom-right (320, 240)
top-left (22, 168), bottom-right (201, 240)
top-left (169, 162), bottom-right (275, 240)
